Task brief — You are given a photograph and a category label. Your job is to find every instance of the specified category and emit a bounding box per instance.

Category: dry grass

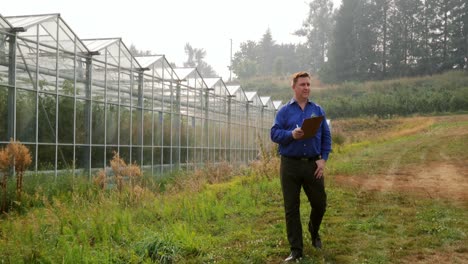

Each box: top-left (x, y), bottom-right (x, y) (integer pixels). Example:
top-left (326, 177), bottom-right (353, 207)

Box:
top-left (159, 140), bottom-right (280, 195)
top-left (331, 116), bottom-right (435, 145)
top-left (0, 139), bottom-right (32, 212)
top-left (107, 152), bottom-right (142, 193)
top-left (109, 152), bottom-right (127, 192)
top-left (93, 169), bottom-right (107, 190)
top-left (92, 152), bottom-right (146, 204)
top-left (166, 161), bottom-right (235, 194)
top-left (249, 136), bottom-right (280, 180)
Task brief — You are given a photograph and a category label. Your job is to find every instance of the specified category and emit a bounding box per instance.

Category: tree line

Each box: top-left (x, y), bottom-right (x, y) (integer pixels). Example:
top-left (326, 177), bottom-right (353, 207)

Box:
top-left (231, 0), bottom-right (468, 83)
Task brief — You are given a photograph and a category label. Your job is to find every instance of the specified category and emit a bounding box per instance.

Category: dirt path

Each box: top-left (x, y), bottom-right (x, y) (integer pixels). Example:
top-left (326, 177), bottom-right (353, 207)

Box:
top-left (328, 115), bottom-right (468, 263)
top-left (334, 162), bottom-right (468, 206)
top-left (333, 158), bottom-right (468, 263)
top-left (333, 115), bottom-right (468, 206)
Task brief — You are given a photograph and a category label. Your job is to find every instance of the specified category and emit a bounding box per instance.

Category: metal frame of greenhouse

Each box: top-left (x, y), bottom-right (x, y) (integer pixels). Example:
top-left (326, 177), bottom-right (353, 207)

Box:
top-left (0, 13), bottom-right (281, 177)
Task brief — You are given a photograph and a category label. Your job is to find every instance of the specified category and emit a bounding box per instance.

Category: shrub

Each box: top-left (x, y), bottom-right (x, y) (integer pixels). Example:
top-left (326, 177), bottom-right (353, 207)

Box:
top-left (0, 139), bottom-right (32, 212)
top-left (250, 135), bottom-right (279, 180)
top-left (332, 132), bottom-right (346, 152)
top-left (93, 152), bottom-right (144, 204)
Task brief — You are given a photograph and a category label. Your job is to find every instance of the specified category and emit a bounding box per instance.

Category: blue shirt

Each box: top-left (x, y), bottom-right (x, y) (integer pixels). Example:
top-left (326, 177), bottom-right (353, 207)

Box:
top-left (270, 98), bottom-right (332, 160)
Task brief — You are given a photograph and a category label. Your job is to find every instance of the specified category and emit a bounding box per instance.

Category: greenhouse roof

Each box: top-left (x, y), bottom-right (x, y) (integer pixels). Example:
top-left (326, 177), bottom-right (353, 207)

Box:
top-left (137, 56), bottom-right (176, 82)
top-left (175, 68), bottom-right (209, 90)
top-left (226, 85), bottom-right (247, 101)
top-left (245, 91), bottom-right (262, 107)
top-left (82, 38), bottom-right (120, 52)
top-left (82, 37), bottom-right (141, 69)
top-left (1, 12), bottom-right (266, 106)
top-left (135, 55), bottom-right (164, 69)
top-left (202, 77), bottom-right (222, 89)
top-left (5, 13), bottom-right (57, 29)
top-left (202, 77), bottom-right (228, 96)
top-left (244, 91), bottom-right (258, 102)
top-left (226, 85), bottom-right (240, 96)
top-left (173, 67), bottom-right (196, 80)
top-left (273, 100), bottom-right (283, 110)
top-left (260, 96), bottom-right (275, 109)
top-left (0, 14), bottom-right (13, 30)
top-left (5, 13), bottom-right (89, 54)
top-left (259, 96), bottom-right (269, 105)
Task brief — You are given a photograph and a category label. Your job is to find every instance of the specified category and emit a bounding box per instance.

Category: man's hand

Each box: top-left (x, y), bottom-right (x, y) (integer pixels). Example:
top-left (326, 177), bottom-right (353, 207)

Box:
top-left (314, 159), bottom-right (326, 179)
top-left (292, 127), bottom-right (304, 140)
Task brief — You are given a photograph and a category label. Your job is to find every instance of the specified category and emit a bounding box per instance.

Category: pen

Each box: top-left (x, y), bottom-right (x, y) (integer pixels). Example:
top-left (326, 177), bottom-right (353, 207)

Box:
top-left (296, 124), bottom-right (300, 129)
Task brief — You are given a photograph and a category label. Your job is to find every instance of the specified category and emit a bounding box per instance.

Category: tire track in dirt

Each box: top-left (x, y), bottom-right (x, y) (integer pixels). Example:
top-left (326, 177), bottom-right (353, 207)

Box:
top-left (333, 118), bottom-right (468, 206)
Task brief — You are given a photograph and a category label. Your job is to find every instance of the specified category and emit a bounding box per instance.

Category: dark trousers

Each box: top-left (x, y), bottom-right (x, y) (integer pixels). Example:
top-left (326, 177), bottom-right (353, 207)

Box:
top-left (280, 156), bottom-right (327, 254)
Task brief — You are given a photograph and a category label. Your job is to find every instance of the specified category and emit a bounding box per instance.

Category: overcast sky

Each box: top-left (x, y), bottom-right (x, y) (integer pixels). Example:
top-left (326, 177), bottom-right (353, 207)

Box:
top-left (3, 0), bottom-right (342, 81)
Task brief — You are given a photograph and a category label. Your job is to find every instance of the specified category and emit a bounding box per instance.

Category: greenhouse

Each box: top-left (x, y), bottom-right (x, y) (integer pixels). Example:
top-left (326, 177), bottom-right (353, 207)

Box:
top-left (0, 13), bottom-right (280, 177)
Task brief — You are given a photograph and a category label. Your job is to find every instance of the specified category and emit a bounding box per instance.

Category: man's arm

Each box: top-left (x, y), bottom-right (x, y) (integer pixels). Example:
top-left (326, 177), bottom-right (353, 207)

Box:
top-left (271, 122), bottom-right (295, 145)
top-left (315, 111), bottom-right (332, 179)
top-left (314, 159), bottom-right (326, 179)
top-left (320, 115), bottom-right (332, 161)
top-left (270, 109), bottom-right (296, 145)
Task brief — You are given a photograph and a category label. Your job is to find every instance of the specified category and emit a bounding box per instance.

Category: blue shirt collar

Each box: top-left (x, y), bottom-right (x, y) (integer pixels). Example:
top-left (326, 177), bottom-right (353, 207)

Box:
top-left (288, 98), bottom-right (312, 105)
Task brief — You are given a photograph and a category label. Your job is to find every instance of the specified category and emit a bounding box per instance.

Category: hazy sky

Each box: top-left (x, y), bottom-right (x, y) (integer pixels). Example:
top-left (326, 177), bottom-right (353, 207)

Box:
top-left (3, 0), bottom-right (342, 80)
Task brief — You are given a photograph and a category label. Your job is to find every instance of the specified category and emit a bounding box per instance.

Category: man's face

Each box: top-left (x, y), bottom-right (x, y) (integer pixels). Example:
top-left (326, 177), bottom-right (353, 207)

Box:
top-left (293, 76), bottom-right (310, 100)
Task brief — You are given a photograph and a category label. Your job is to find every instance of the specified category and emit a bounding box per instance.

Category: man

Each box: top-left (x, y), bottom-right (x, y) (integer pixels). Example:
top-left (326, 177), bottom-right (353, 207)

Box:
top-left (270, 71), bottom-right (332, 262)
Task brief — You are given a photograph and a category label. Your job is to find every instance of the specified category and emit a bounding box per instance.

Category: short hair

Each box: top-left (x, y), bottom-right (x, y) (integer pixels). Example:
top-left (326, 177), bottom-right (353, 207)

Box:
top-left (291, 71), bottom-right (310, 86)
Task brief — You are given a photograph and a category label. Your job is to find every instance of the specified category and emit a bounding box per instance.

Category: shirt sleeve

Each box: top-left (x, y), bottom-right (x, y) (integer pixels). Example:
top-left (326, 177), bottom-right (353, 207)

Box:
top-left (319, 109), bottom-right (332, 160)
top-left (270, 109), bottom-right (294, 145)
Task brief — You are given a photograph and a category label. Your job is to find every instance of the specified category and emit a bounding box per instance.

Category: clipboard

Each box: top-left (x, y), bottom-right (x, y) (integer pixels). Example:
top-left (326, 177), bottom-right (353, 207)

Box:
top-left (300, 116), bottom-right (324, 139)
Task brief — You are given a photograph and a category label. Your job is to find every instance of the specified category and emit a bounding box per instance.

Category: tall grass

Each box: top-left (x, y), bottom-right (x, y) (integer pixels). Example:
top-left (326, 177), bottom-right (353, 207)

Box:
top-left (0, 115), bottom-right (467, 263)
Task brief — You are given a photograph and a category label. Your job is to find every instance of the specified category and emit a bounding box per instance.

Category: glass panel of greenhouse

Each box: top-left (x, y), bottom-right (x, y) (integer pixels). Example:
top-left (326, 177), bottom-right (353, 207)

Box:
top-left (260, 96), bottom-right (276, 152)
top-left (226, 85), bottom-right (249, 162)
top-left (174, 67), bottom-right (209, 169)
top-left (245, 91), bottom-right (263, 160)
top-left (0, 13), bottom-right (281, 178)
top-left (202, 77), bottom-right (229, 163)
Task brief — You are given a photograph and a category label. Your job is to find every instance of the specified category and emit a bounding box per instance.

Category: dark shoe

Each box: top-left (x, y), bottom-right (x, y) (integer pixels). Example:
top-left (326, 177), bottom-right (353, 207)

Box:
top-left (312, 236), bottom-right (322, 249)
top-left (284, 252), bottom-right (303, 262)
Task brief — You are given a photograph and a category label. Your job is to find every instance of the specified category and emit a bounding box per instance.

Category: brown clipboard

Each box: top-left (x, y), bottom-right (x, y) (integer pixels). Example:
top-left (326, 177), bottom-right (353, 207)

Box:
top-left (300, 116), bottom-right (324, 139)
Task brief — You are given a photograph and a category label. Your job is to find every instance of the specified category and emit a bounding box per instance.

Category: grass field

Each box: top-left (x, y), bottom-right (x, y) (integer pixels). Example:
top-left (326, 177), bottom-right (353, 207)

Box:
top-left (0, 115), bottom-right (467, 263)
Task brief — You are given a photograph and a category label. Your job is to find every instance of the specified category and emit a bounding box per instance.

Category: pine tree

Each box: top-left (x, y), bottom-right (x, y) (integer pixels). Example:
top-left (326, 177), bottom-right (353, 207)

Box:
top-left (325, 0), bottom-right (379, 82)
top-left (449, 0), bottom-right (468, 70)
top-left (258, 29), bottom-right (275, 75)
top-left (373, 0), bottom-right (391, 78)
top-left (296, 0), bottom-right (334, 74)
top-left (388, 0), bottom-right (424, 77)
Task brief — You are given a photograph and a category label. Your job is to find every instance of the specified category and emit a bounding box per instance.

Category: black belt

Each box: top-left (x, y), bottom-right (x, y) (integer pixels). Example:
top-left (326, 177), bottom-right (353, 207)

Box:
top-left (282, 155), bottom-right (320, 161)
